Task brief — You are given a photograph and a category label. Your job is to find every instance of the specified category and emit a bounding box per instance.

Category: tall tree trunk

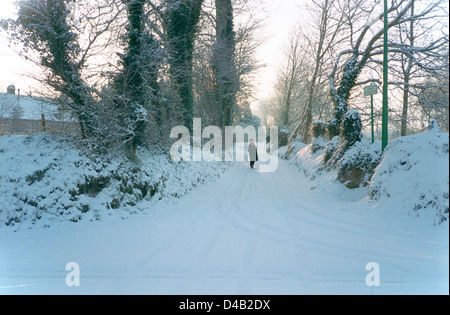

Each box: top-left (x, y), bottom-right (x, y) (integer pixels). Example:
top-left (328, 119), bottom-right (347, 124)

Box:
top-left (165, 0), bottom-right (204, 130)
top-left (401, 73), bottom-right (410, 137)
top-left (329, 55), bottom-right (360, 137)
top-left (42, 1), bottom-right (99, 140)
top-left (281, 76), bottom-right (294, 128)
top-left (213, 0), bottom-right (237, 128)
top-left (123, 0), bottom-right (146, 151)
top-left (401, 1), bottom-right (415, 137)
top-left (302, 0), bottom-right (328, 142)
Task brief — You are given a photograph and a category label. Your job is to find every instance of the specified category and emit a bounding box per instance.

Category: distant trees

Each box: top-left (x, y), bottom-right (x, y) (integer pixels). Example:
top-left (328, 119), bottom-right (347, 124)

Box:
top-left (263, 0), bottom-right (448, 146)
top-left (328, 0), bottom-right (448, 137)
top-left (417, 70), bottom-right (449, 132)
top-left (291, 0), bottom-right (346, 141)
top-left (1, 0), bottom-right (262, 154)
top-left (260, 29), bottom-right (307, 132)
top-left (263, 0), bottom-right (343, 141)
top-left (389, 1), bottom-right (449, 134)
top-left (277, 29), bottom-right (304, 130)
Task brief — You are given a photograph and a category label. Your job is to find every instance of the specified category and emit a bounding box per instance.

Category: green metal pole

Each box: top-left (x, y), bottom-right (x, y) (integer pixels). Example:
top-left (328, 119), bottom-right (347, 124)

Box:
top-left (382, 0), bottom-right (389, 151)
top-left (371, 95), bottom-right (375, 144)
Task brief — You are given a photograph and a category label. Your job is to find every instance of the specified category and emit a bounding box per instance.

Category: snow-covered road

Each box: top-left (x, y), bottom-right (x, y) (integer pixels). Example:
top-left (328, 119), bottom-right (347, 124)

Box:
top-left (0, 160), bottom-right (448, 294)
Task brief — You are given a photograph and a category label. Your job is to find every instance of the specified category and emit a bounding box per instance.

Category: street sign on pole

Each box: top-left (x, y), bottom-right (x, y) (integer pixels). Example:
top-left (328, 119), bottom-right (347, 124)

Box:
top-left (364, 84), bottom-right (378, 96)
top-left (364, 84), bottom-right (378, 144)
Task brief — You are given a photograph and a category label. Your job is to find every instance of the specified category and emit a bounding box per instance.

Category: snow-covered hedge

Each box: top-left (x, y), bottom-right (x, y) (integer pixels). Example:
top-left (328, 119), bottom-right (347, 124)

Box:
top-left (0, 133), bottom-right (230, 229)
top-left (335, 140), bottom-right (381, 189)
top-left (312, 111), bottom-right (382, 189)
top-left (370, 129), bottom-right (449, 224)
top-left (293, 137), bottom-right (381, 188)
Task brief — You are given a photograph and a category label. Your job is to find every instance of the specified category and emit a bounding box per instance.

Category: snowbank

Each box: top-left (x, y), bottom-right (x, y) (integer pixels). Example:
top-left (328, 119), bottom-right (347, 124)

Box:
top-left (0, 133), bottom-right (230, 229)
top-left (292, 137), bottom-right (380, 188)
top-left (290, 128), bottom-right (449, 225)
top-left (370, 129), bottom-right (449, 224)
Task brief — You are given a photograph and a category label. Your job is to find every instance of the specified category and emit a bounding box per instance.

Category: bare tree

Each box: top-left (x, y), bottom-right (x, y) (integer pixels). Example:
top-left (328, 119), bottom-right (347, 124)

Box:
top-left (414, 48), bottom-right (449, 131)
top-left (280, 29), bottom-right (304, 129)
top-left (1, 0), bottom-right (129, 143)
top-left (388, 0), bottom-right (449, 135)
top-left (399, 1), bottom-right (416, 136)
top-left (4, 0), bottom-right (99, 138)
top-left (328, 0), bottom-right (447, 138)
top-left (263, 0), bottom-right (345, 144)
top-left (289, 0), bottom-right (347, 142)
top-left (192, 0), bottom-right (264, 127)
top-left (265, 28), bottom-right (309, 132)
top-left (260, 29), bottom-right (312, 134)
top-left (0, 94), bottom-right (15, 134)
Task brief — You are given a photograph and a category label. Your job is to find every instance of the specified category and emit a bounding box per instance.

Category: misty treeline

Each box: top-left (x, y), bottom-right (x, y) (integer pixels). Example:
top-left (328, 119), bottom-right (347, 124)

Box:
top-left (1, 0), bottom-right (262, 155)
top-left (261, 0), bottom-right (449, 143)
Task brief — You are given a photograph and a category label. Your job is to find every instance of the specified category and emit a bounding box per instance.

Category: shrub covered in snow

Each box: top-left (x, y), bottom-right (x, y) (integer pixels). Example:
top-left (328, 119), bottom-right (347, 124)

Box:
top-left (321, 110), bottom-right (379, 188)
top-left (295, 137), bottom-right (381, 189)
top-left (340, 110), bottom-right (362, 146)
top-left (294, 110), bottom-right (381, 189)
top-left (312, 120), bottom-right (327, 138)
top-left (336, 140), bottom-right (381, 189)
top-left (327, 117), bottom-right (340, 140)
top-left (370, 129), bottom-right (449, 224)
top-left (324, 111), bottom-right (363, 164)
top-left (278, 125), bottom-right (291, 147)
top-left (0, 133), bottom-right (230, 228)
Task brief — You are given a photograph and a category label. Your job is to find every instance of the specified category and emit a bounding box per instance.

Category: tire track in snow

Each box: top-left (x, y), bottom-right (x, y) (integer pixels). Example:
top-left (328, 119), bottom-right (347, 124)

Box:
top-left (222, 164), bottom-right (305, 293)
top-left (207, 163), bottom-right (260, 294)
top-left (125, 165), bottom-right (244, 277)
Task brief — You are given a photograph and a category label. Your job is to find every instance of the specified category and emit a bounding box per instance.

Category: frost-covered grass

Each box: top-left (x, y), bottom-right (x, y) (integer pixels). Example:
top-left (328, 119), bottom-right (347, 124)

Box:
top-left (0, 133), bottom-right (230, 229)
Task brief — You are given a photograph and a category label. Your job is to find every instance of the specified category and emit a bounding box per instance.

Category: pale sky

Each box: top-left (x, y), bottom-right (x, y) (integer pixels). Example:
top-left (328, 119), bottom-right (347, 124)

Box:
top-left (0, 0), bottom-right (302, 109)
top-left (0, 0), bottom-right (29, 93)
top-left (252, 0), bottom-right (304, 113)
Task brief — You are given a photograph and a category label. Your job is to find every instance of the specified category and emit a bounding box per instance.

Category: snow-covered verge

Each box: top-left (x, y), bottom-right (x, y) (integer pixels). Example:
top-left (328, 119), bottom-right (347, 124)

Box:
top-left (370, 129), bottom-right (449, 225)
top-left (0, 133), bottom-right (230, 230)
top-left (291, 137), bottom-right (380, 192)
top-left (0, 134), bottom-right (447, 295)
top-left (291, 129), bottom-right (449, 226)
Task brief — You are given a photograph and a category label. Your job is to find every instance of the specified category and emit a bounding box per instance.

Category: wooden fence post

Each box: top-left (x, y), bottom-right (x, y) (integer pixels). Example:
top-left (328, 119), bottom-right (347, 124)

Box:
top-left (41, 113), bottom-right (46, 132)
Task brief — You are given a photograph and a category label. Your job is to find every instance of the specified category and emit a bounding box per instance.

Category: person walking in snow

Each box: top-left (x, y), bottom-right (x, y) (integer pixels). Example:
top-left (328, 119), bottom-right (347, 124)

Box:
top-left (248, 139), bottom-right (258, 169)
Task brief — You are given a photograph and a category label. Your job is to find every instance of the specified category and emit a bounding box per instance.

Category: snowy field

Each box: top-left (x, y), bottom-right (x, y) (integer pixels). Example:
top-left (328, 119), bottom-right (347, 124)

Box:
top-left (0, 132), bottom-right (448, 295)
